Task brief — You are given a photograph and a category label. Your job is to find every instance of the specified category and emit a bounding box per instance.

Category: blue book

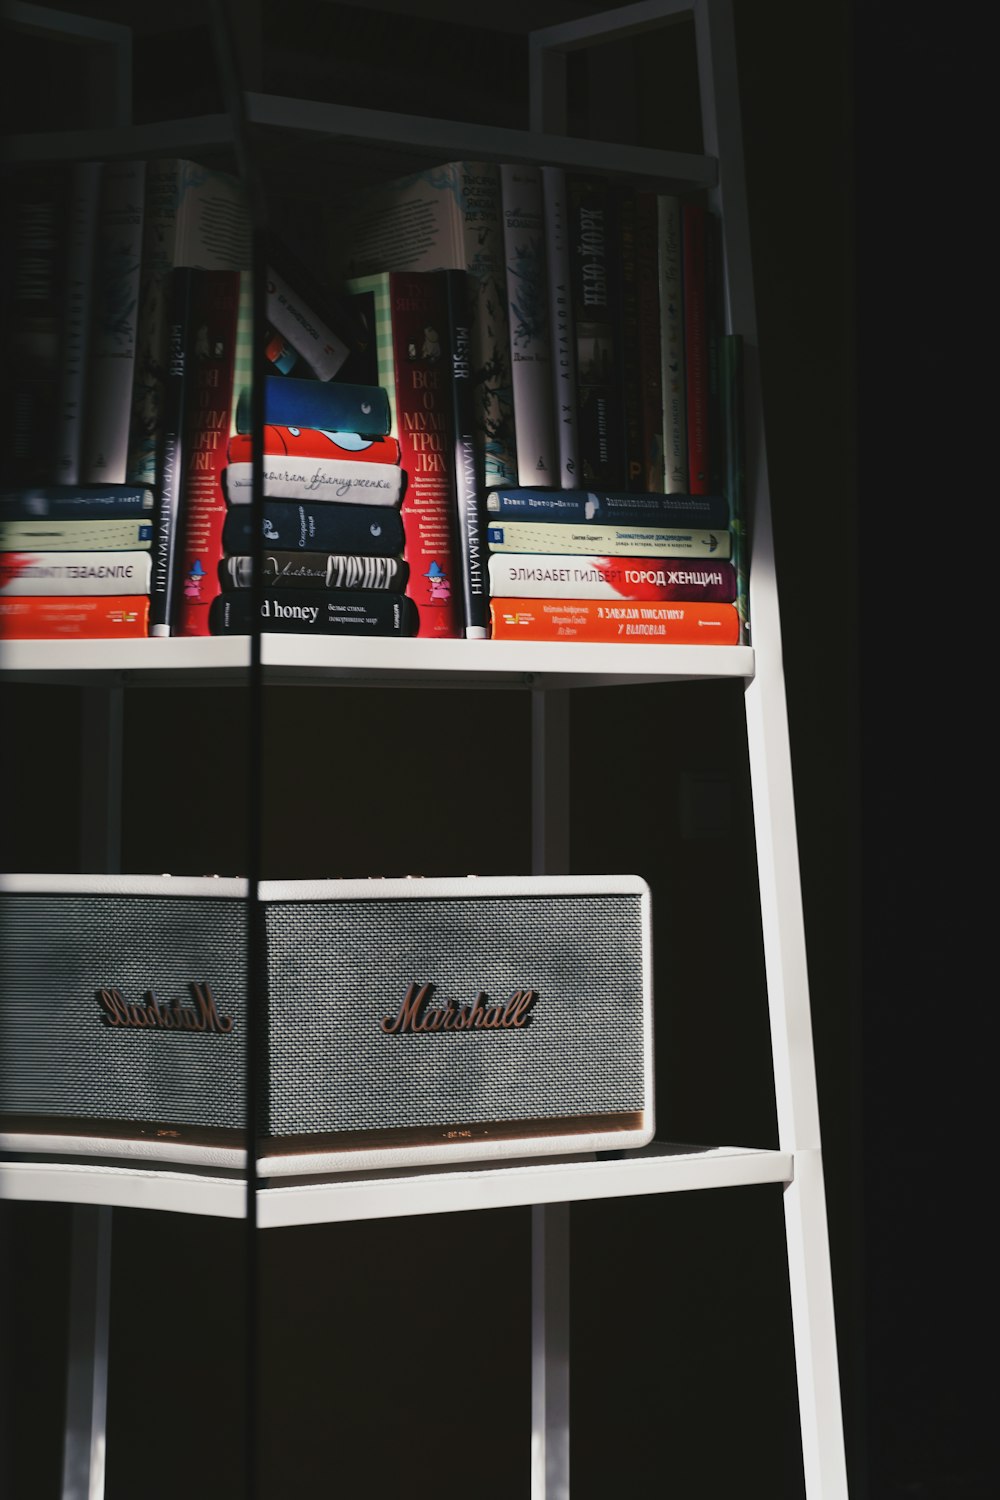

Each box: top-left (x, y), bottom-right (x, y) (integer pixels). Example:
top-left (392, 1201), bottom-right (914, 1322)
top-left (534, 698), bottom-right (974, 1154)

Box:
top-left (222, 500), bottom-right (404, 558)
top-left (0, 485), bottom-right (154, 520)
top-left (235, 376), bottom-right (391, 437)
top-left (484, 487), bottom-right (729, 530)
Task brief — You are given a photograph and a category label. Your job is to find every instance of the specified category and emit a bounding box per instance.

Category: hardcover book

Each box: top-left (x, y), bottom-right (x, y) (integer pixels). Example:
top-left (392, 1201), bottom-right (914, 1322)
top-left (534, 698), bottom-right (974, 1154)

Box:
top-left (3, 164), bottom-right (66, 486)
top-left (148, 265), bottom-right (193, 636)
top-left (346, 270), bottom-right (461, 637)
top-left (332, 159), bottom-right (517, 487)
top-left (485, 519), bottom-right (729, 559)
top-left (234, 377), bottom-right (391, 438)
top-left (682, 199), bottom-right (710, 493)
top-left (0, 485), bottom-right (153, 520)
top-left (220, 552), bottom-right (408, 592)
top-left (566, 172), bottom-right (625, 488)
top-left (635, 190), bottom-right (665, 492)
top-left (614, 184), bottom-right (646, 491)
top-left (0, 594), bottom-right (150, 640)
top-left (541, 165), bottom-right (580, 489)
top-left (227, 428), bottom-right (400, 464)
top-left (657, 194), bottom-right (687, 493)
top-left (221, 457), bottom-right (404, 508)
top-left (0, 518), bottom-right (153, 552)
top-left (485, 487), bottom-right (729, 530)
top-left (442, 268), bottom-right (488, 638)
top-left (209, 588), bottom-right (418, 637)
top-left (487, 553), bottom-right (736, 603)
top-left (173, 269), bottom-right (243, 636)
top-left (0, 550), bottom-right (151, 596)
top-left (500, 163), bottom-right (557, 486)
top-left (81, 159), bottom-right (146, 485)
top-left (488, 596), bottom-right (741, 644)
top-left (55, 161), bottom-right (102, 485)
top-left (221, 501), bottom-right (405, 559)
top-left (265, 262), bottom-right (350, 381)
top-left (126, 157), bottom-right (251, 489)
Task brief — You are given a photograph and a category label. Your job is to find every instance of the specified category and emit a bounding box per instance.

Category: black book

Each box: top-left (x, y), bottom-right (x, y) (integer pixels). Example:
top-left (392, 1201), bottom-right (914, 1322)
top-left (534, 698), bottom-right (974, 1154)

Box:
top-left (222, 500), bottom-right (404, 558)
top-left (209, 588), bottom-right (418, 637)
top-left (440, 268), bottom-right (488, 639)
top-left (148, 267), bottom-right (193, 636)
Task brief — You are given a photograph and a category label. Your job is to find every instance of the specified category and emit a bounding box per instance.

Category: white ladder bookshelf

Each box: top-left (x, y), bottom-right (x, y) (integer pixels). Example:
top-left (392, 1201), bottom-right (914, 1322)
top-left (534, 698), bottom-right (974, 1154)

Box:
top-left (0, 2), bottom-right (850, 1496)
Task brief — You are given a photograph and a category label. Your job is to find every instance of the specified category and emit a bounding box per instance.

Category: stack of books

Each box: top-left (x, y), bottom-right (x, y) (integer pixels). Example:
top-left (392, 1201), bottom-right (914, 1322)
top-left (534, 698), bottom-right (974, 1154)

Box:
top-left (0, 483), bottom-right (154, 640)
top-left (209, 374), bottom-right (417, 639)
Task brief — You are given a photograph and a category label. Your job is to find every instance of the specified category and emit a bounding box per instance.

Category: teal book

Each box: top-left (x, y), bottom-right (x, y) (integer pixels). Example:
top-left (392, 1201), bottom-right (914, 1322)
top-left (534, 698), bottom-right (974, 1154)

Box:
top-left (235, 376), bottom-right (390, 437)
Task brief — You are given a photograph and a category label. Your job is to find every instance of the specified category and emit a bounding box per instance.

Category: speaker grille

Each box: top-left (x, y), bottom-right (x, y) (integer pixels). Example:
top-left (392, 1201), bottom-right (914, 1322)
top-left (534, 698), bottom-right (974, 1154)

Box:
top-left (0, 894), bottom-right (247, 1127)
top-left (263, 894), bottom-right (646, 1135)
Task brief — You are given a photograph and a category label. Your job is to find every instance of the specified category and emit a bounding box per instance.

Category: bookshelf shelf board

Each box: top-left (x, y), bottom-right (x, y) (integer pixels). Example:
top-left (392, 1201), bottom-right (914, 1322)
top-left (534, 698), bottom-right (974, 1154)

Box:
top-left (3, 95), bottom-right (716, 193)
top-left (0, 636), bottom-right (754, 689)
top-left (0, 1143), bottom-right (791, 1225)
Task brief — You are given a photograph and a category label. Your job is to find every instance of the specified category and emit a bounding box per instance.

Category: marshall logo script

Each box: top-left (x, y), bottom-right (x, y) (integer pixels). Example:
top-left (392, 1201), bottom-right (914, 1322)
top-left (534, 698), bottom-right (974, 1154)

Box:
top-left (97, 982), bottom-right (234, 1034)
top-left (381, 981), bottom-right (537, 1035)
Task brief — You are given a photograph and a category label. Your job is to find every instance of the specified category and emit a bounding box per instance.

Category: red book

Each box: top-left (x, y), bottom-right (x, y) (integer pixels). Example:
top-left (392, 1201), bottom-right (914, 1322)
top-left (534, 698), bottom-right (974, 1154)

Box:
top-left (681, 200), bottom-right (709, 494)
top-left (174, 270), bottom-right (242, 637)
top-left (488, 596), bottom-right (740, 645)
top-left (0, 594), bottom-right (150, 639)
top-left (227, 427), bottom-right (401, 464)
top-left (346, 270), bottom-right (461, 638)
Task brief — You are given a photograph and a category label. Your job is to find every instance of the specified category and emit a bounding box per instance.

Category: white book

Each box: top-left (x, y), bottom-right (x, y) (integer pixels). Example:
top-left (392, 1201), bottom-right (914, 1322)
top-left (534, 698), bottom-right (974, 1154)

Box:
top-left (541, 165), bottom-right (580, 489)
top-left (0, 550), bottom-right (152, 596)
top-left (82, 160), bottom-right (146, 484)
top-left (657, 193), bottom-right (687, 493)
top-left (485, 518), bottom-right (730, 559)
top-left (265, 264), bottom-right (350, 381)
top-left (500, 163), bottom-right (557, 486)
top-left (221, 457), bottom-right (403, 507)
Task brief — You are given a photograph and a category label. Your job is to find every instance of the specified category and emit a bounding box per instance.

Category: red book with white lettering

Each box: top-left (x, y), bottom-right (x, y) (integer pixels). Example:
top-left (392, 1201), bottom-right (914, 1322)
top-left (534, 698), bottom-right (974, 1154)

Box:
top-left (346, 270), bottom-right (460, 637)
top-left (173, 269), bottom-right (243, 636)
top-left (487, 553), bottom-right (736, 602)
top-left (489, 597), bottom-right (740, 645)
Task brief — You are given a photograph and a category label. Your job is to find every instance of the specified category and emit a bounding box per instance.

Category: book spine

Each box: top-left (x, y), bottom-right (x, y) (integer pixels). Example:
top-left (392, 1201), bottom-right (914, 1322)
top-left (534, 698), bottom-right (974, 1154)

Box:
top-left (456, 162), bottom-right (517, 488)
top-left (567, 173), bottom-right (626, 489)
top-left (126, 157), bottom-right (179, 489)
top-left (148, 266), bottom-right (193, 636)
top-left (236, 377), bottom-right (391, 437)
top-left (635, 191), bottom-right (665, 492)
top-left (484, 487), bottom-right (730, 530)
top-left (487, 553), bottom-right (736, 602)
top-left (657, 194), bottom-right (687, 492)
top-left (500, 163), bottom-right (557, 486)
top-left (222, 501), bottom-right (405, 558)
top-left (173, 269), bottom-right (241, 637)
top-left (348, 270), bottom-right (460, 637)
top-left (541, 166), bottom-right (580, 489)
top-left (720, 332), bottom-right (749, 641)
top-left (209, 589), bottom-right (418, 637)
top-left (0, 550), bottom-right (151, 596)
top-left (704, 209), bottom-right (725, 495)
top-left (55, 162), bottom-right (102, 485)
top-left (615, 184), bottom-right (646, 491)
top-left (0, 518), bottom-right (153, 551)
top-left (3, 165), bottom-right (66, 486)
top-left (82, 159), bottom-right (146, 484)
top-left (227, 429), bottom-right (401, 464)
top-left (682, 200), bottom-right (709, 493)
top-left (0, 485), bottom-right (154, 520)
top-left (489, 596), bottom-right (741, 644)
top-left (265, 263), bottom-right (350, 380)
top-left (220, 552), bottom-right (408, 591)
top-left (442, 268), bottom-right (489, 638)
top-left (0, 594), bottom-right (150, 640)
top-left (485, 519), bottom-right (730, 559)
top-left (222, 457), bottom-right (403, 507)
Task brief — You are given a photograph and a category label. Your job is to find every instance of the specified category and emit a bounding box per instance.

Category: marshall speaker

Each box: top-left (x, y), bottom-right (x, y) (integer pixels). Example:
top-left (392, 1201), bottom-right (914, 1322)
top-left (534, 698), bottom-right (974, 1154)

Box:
top-left (0, 873), bottom-right (654, 1175)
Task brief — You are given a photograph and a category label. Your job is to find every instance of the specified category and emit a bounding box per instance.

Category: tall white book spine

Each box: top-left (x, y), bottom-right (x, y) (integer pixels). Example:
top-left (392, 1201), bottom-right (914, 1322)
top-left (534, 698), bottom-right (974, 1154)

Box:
top-left (500, 163), bottom-right (557, 487)
top-left (82, 159), bottom-right (146, 485)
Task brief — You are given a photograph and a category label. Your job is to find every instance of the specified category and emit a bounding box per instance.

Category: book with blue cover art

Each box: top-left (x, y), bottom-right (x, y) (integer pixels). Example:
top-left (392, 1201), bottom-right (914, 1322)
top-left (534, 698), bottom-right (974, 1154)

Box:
top-left (235, 376), bottom-right (391, 437)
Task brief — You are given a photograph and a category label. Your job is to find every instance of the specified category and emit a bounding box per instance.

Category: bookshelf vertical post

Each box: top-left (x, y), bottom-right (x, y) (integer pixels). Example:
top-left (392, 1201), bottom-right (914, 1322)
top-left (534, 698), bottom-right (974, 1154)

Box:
top-left (530, 687), bottom-right (571, 1497)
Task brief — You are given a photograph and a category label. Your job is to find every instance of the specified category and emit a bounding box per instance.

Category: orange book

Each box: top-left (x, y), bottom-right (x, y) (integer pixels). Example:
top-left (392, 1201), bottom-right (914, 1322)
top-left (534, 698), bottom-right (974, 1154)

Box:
top-left (0, 595), bottom-right (150, 639)
top-left (488, 597), bottom-right (740, 644)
